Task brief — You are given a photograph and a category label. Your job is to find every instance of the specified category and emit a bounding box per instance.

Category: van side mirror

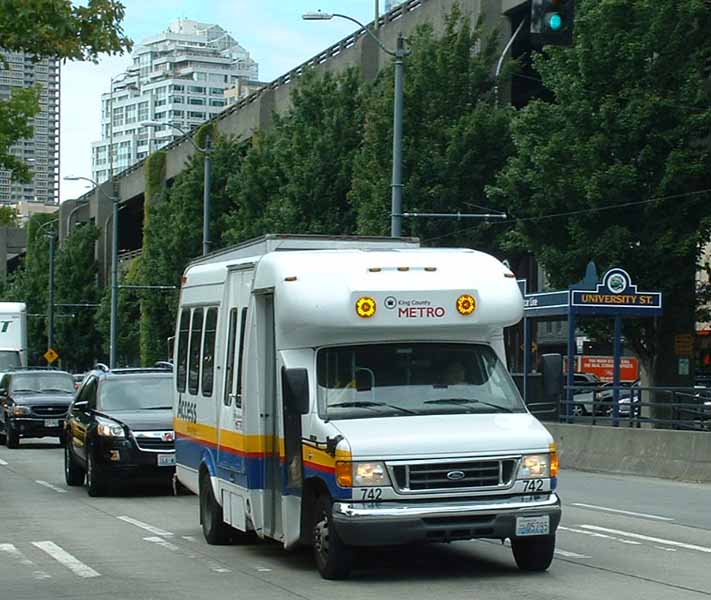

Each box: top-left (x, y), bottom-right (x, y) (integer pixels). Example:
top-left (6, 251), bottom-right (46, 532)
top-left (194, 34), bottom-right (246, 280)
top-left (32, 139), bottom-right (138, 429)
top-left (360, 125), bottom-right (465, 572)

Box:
top-left (282, 368), bottom-right (309, 415)
top-left (72, 400), bottom-right (89, 412)
top-left (541, 354), bottom-right (563, 400)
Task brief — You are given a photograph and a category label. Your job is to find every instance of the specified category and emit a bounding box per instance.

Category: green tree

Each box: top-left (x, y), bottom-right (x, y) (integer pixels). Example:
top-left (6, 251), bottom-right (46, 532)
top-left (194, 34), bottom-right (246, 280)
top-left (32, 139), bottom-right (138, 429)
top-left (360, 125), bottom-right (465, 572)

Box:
top-left (0, 205), bottom-right (20, 227)
top-left (350, 7), bottom-right (514, 252)
top-left (0, 0), bottom-right (131, 179)
top-left (54, 224), bottom-right (101, 371)
top-left (223, 67), bottom-right (365, 242)
top-left (488, 0), bottom-right (711, 386)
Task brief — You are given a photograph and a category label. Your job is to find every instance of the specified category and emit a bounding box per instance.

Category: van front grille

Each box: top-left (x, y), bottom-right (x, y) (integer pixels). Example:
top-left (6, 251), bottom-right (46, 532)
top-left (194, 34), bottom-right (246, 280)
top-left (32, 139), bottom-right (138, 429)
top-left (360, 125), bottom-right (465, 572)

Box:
top-left (390, 458), bottom-right (517, 492)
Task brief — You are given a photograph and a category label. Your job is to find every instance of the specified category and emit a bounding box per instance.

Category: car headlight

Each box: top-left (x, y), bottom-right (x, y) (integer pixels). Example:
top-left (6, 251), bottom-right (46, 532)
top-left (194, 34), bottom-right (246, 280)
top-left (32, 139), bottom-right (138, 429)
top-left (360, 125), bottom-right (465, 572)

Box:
top-left (335, 461), bottom-right (390, 488)
top-left (96, 418), bottom-right (125, 438)
top-left (12, 405), bottom-right (31, 416)
top-left (519, 445), bottom-right (559, 479)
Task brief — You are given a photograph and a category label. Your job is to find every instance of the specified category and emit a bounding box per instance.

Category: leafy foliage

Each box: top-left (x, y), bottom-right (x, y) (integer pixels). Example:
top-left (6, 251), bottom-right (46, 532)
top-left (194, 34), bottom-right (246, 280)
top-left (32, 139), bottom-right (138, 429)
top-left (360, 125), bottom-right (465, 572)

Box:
top-left (0, 86), bottom-right (41, 181)
top-left (0, 205), bottom-right (20, 227)
top-left (350, 7), bottom-right (514, 252)
top-left (489, 0), bottom-right (711, 382)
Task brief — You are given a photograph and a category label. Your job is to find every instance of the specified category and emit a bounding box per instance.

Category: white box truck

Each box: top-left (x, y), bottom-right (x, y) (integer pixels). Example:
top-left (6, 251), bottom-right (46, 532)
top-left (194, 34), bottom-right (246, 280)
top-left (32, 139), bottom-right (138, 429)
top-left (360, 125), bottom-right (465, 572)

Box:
top-left (0, 302), bottom-right (27, 370)
top-left (173, 235), bottom-right (561, 579)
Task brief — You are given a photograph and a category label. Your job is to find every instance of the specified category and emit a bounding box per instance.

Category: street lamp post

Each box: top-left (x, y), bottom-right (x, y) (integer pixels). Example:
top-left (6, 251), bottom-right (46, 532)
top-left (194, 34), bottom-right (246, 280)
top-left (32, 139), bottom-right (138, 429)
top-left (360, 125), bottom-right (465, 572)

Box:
top-left (34, 218), bottom-right (59, 359)
top-left (303, 11), bottom-right (407, 237)
top-left (141, 120), bottom-right (212, 256)
top-left (64, 175), bottom-right (119, 367)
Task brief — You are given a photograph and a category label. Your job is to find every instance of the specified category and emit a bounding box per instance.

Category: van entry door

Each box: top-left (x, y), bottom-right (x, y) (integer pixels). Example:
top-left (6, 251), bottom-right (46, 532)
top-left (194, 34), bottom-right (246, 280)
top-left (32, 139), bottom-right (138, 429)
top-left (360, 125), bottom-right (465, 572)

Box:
top-left (257, 292), bottom-right (282, 539)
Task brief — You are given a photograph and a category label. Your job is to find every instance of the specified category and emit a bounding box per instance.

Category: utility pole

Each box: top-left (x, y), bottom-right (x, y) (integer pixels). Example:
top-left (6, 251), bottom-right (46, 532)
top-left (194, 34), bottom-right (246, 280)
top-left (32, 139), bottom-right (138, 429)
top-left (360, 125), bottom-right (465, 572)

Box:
top-left (203, 133), bottom-right (212, 256)
top-left (390, 33), bottom-right (406, 237)
top-left (47, 231), bottom-right (55, 355)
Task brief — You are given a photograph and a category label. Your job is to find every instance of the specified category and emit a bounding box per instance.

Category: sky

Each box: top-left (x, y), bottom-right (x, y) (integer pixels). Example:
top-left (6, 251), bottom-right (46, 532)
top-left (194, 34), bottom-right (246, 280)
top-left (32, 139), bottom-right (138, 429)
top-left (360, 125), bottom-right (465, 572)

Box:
top-left (60, 0), bottom-right (387, 201)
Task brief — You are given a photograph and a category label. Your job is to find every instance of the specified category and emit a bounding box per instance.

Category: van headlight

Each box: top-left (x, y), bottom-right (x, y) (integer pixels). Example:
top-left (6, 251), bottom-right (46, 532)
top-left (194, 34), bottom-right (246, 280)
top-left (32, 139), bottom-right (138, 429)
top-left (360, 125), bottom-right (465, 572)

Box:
top-left (96, 418), bottom-right (125, 438)
top-left (519, 444), bottom-right (559, 479)
top-left (336, 461), bottom-right (390, 487)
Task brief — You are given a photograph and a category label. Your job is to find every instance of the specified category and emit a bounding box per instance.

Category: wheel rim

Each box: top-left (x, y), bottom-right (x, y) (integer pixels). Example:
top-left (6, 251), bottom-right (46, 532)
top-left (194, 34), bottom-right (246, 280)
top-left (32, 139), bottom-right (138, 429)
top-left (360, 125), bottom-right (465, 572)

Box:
top-left (314, 512), bottom-right (330, 564)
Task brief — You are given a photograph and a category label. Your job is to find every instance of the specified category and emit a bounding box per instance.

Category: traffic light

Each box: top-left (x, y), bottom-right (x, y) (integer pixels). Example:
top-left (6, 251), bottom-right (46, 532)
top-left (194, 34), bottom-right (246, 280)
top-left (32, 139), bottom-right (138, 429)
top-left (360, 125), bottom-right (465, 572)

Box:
top-left (530, 0), bottom-right (575, 46)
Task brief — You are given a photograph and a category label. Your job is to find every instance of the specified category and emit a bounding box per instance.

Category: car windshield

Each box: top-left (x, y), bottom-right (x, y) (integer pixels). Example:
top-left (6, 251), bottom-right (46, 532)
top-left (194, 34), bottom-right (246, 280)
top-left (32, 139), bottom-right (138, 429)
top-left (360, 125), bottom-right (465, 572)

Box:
top-left (99, 377), bottom-right (172, 411)
top-left (317, 343), bottom-right (526, 420)
top-left (11, 372), bottom-right (74, 394)
top-left (0, 351), bottom-right (21, 370)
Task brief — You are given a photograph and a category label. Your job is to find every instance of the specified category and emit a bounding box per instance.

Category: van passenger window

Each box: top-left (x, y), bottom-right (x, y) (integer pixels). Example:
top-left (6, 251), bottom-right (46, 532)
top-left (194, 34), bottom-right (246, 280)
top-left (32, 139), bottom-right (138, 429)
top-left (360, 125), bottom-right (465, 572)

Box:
top-left (223, 308), bottom-right (238, 406)
top-left (235, 308), bottom-right (248, 408)
top-left (201, 307), bottom-right (218, 397)
top-left (188, 308), bottom-right (204, 395)
top-left (176, 308), bottom-right (190, 393)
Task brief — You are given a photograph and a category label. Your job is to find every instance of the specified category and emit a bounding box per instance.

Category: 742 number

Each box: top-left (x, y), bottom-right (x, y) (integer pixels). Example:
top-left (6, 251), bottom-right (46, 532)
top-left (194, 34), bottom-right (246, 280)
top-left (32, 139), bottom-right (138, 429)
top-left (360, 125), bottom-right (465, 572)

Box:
top-left (360, 488), bottom-right (382, 501)
top-left (523, 480), bottom-right (544, 493)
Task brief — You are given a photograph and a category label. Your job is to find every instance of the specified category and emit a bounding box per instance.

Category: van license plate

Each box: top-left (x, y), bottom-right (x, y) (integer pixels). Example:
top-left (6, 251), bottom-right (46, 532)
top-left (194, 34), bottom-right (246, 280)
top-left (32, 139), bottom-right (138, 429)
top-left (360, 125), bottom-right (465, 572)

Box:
top-left (44, 419), bottom-right (59, 427)
top-left (516, 515), bottom-right (550, 537)
top-left (157, 454), bottom-right (175, 467)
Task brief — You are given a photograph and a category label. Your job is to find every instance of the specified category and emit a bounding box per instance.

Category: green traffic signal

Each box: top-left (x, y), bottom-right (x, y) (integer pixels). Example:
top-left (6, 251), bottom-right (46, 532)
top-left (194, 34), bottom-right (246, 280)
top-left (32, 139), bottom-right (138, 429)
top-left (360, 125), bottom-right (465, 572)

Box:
top-left (548, 13), bottom-right (563, 31)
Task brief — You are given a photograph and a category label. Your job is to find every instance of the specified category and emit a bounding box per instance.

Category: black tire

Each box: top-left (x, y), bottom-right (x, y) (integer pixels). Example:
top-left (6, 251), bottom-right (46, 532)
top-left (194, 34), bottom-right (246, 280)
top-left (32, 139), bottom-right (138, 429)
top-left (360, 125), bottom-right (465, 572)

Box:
top-left (511, 535), bottom-right (556, 572)
top-left (199, 471), bottom-right (232, 545)
top-left (0, 421), bottom-right (6, 445)
top-left (6, 422), bottom-right (19, 449)
top-left (86, 452), bottom-right (107, 497)
top-left (312, 495), bottom-right (353, 580)
top-left (64, 442), bottom-right (85, 486)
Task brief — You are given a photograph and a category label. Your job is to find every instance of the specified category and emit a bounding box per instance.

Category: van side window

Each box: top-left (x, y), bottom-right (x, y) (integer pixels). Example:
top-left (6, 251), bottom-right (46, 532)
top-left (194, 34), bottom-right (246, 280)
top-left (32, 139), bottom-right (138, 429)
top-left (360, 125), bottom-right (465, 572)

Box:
top-left (223, 308), bottom-right (238, 406)
top-left (201, 307), bottom-right (218, 397)
top-left (188, 307), bottom-right (204, 395)
top-left (176, 308), bottom-right (190, 393)
top-left (235, 308), bottom-right (248, 409)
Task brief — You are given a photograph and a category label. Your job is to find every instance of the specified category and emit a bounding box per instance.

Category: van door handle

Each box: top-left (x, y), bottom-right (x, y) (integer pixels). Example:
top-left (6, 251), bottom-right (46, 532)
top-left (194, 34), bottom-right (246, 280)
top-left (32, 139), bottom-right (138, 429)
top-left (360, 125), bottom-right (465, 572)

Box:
top-left (229, 393), bottom-right (236, 405)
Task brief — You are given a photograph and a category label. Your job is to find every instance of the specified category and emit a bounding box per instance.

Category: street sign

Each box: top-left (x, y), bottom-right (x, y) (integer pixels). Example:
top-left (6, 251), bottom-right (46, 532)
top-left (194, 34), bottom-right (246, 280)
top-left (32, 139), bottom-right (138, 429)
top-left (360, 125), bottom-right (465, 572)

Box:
top-left (44, 348), bottom-right (59, 364)
top-left (570, 268), bottom-right (662, 317)
top-left (674, 334), bottom-right (694, 356)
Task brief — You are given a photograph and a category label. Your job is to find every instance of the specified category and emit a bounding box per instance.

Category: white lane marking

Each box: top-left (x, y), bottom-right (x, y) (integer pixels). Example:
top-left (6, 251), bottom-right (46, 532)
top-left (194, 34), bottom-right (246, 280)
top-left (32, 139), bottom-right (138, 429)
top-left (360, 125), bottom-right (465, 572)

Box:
top-left (571, 502), bottom-right (673, 522)
top-left (207, 562), bottom-right (231, 573)
top-left (181, 535), bottom-right (198, 542)
top-left (0, 543), bottom-right (52, 580)
top-left (35, 480), bottom-right (67, 494)
top-left (0, 458), bottom-right (8, 465)
top-left (580, 525), bottom-right (711, 554)
top-left (555, 549), bottom-right (591, 559)
top-left (117, 516), bottom-right (173, 537)
top-left (32, 541), bottom-right (101, 578)
top-left (559, 525), bottom-right (641, 545)
top-left (143, 536), bottom-right (180, 551)
top-left (655, 546), bottom-right (677, 552)
top-left (256, 566), bottom-right (273, 572)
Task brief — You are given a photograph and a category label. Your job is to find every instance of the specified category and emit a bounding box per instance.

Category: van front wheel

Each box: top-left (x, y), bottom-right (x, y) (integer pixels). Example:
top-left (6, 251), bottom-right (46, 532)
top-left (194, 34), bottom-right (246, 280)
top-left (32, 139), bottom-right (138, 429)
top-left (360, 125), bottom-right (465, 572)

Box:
top-left (199, 471), bottom-right (231, 545)
top-left (313, 496), bottom-right (353, 580)
top-left (511, 535), bottom-right (556, 572)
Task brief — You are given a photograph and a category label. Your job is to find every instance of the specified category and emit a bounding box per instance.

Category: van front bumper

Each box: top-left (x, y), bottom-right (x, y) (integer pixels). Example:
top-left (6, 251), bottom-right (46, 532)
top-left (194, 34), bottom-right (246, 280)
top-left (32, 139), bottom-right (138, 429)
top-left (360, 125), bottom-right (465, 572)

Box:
top-left (332, 493), bottom-right (561, 546)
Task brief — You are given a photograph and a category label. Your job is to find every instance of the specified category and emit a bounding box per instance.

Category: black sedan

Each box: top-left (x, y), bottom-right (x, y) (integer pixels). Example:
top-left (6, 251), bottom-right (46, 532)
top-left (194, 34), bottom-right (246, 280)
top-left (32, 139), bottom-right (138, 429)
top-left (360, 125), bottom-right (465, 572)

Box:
top-left (0, 369), bottom-right (76, 448)
top-left (64, 368), bottom-right (175, 496)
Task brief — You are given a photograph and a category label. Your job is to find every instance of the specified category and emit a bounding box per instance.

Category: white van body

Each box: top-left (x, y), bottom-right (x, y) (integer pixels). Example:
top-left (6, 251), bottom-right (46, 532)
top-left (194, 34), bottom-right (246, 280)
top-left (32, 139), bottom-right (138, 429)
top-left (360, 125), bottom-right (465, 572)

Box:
top-left (174, 235), bottom-right (560, 578)
top-left (0, 302), bottom-right (27, 369)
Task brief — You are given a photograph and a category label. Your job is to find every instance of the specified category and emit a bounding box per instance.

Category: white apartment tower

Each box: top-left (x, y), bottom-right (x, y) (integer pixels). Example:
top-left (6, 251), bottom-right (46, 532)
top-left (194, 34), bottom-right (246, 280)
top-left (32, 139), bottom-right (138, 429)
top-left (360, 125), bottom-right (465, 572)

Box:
top-left (91, 20), bottom-right (258, 183)
top-left (0, 51), bottom-right (60, 204)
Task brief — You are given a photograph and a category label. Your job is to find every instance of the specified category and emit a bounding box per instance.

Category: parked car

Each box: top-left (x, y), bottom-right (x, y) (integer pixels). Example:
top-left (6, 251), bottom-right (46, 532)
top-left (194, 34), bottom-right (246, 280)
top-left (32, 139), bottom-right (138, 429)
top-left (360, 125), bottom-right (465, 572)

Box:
top-left (64, 366), bottom-right (175, 496)
top-left (0, 369), bottom-right (76, 448)
top-left (571, 372), bottom-right (603, 416)
top-left (598, 380), bottom-right (641, 417)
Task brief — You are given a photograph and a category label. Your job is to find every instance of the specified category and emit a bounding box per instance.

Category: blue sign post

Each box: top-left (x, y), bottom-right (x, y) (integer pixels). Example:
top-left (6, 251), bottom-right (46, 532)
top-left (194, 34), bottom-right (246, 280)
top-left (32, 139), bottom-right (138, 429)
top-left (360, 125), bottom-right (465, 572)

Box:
top-left (519, 264), bottom-right (663, 425)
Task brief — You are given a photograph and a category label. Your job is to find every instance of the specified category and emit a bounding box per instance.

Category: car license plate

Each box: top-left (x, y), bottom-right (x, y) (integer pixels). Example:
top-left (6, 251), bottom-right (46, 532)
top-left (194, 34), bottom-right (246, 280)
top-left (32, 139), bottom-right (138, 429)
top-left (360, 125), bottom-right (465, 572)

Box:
top-left (157, 454), bottom-right (176, 467)
top-left (516, 515), bottom-right (550, 537)
top-left (44, 419), bottom-right (59, 427)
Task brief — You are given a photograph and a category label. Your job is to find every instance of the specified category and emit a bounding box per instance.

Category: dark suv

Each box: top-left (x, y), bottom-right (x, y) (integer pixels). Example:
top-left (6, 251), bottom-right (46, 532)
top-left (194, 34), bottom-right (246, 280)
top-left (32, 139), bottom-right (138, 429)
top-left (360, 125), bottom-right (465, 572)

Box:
top-left (0, 369), bottom-right (76, 448)
top-left (64, 367), bottom-right (175, 496)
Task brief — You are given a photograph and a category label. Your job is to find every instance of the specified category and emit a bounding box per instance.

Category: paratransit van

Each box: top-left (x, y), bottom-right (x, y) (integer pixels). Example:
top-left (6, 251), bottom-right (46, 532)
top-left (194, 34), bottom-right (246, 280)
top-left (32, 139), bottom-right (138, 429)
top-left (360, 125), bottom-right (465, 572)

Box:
top-left (173, 235), bottom-right (561, 579)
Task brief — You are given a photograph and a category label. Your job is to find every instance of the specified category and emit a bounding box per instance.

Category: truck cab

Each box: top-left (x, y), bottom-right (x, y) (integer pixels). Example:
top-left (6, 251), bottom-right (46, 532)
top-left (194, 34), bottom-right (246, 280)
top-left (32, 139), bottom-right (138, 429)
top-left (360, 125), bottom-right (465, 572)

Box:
top-left (174, 235), bottom-right (561, 579)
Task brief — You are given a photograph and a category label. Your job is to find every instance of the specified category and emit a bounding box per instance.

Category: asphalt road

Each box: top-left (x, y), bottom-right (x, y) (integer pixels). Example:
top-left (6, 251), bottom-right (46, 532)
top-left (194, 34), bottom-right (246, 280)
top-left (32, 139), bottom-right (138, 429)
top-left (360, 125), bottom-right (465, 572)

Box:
top-left (1, 438), bottom-right (709, 600)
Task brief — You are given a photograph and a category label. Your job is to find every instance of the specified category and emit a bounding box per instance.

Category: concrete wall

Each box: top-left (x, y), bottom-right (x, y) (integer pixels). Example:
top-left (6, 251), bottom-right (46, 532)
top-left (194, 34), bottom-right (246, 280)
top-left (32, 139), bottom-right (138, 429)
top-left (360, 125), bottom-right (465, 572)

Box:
top-left (546, 423), bottom-right (711, 483)
top-left (58, 0), bottom-right (526, 281)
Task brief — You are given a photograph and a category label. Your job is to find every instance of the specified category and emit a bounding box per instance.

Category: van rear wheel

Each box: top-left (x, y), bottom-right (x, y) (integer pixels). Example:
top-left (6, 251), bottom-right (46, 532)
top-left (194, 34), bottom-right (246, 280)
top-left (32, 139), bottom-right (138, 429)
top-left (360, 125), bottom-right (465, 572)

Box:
top-left (511, 535), bottom-right (556, 572)
top-left (199, 471), bottom-right (232, 545)
top-left (313, 495), bottom-right (353, 580)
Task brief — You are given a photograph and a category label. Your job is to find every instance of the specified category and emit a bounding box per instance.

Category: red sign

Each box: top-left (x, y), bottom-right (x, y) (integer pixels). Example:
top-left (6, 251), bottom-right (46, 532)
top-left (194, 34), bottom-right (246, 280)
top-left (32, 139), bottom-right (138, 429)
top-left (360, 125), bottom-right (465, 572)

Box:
top-left (580, 356), bottom-right (639, 382)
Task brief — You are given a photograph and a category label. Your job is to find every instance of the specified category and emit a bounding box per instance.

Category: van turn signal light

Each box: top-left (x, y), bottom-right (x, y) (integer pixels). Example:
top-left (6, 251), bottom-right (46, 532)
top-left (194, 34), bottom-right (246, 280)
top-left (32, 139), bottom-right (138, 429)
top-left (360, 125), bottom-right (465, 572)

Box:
top-left (456, 294), bottom-right (476, 316)
top-left (355, 296), bottom-right (376, 318)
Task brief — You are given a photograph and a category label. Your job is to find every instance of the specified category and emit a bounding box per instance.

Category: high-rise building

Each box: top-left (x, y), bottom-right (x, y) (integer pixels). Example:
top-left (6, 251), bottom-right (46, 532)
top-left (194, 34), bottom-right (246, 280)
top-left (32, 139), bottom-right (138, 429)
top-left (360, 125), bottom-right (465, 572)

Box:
top-left (0, 51), bottom-right (60, 205)
top-left (91, 19), bottom-right (258, 184)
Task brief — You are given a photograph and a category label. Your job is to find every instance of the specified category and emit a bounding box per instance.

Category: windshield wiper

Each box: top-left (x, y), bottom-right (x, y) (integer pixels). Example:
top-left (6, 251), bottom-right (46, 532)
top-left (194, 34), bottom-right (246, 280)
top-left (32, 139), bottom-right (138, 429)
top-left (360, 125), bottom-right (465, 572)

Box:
top-left (145, 406), bottom-right (172, 410)
top-left (424, 398), bottom-right (513, 413)
top-left (329, 401), bottom-right (418, 415)
top-left (40, 388), bottom-right (73, 393)
top-left (12, 389), bottom-right (37, 393)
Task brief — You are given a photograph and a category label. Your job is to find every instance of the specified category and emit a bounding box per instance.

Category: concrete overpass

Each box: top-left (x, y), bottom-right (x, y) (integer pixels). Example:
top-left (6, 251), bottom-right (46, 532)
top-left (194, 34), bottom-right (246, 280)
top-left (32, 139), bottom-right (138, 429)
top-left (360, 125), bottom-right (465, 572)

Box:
top-left (57, 0), bottom-right (528, 282)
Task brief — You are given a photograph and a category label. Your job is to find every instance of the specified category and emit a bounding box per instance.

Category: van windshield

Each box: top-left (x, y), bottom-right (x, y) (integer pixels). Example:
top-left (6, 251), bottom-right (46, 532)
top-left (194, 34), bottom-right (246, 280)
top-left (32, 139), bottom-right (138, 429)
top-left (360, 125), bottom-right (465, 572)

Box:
top-left (317, 343), bottom-right (526, 420)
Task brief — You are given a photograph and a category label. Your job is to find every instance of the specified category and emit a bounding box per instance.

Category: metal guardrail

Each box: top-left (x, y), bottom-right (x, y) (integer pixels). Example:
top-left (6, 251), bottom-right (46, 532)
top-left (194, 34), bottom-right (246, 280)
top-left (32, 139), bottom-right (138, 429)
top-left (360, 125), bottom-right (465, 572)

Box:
top-left (561, 385), bottom-right (711, 431)
top-left (76, 0), bottom-right (429, 204)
